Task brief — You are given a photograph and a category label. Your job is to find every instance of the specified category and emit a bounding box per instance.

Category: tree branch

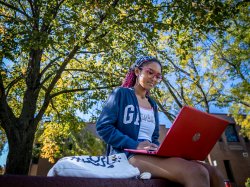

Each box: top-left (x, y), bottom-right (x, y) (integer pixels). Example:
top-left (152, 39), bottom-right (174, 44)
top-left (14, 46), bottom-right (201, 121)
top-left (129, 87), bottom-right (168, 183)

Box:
top-left (0, 14), bottom-right (15, 19)
top-left (40, 56), bottom-right (62, 77)
top-left (0, 72), bottom-right (17, 131)
top-left (162, 77), bottom-right (183, 108)
top-left (0, 71), bottom-right (5, 100)
top-left (50, 84), bottom-right (119, 99)
top-left (40, 73), bottom-right (55, 87)
top-left (5, 75), bottom-right (24, 97)
top-left (50, 98), bottom-right (61, 119)
top-left (151, 97), bottom-right (176, 122)
top-left (158, 50), bottom-right (191, 76)
top-left (77, 50), bottom-right (107, 54)
top-left (196, 83), bottom-right (209, 112)
top-left (64, 68), bottom-right (108, 75)
top-left (223, 98), bottom-right (250, 108)
top-left (0, 1), bottom-right (30, 19)
top-left (180, 84), bottom-right (188, 105)
top-left (35, 1), bottom-right (113, 124)
top-left (17, 0), bottom-right (27, 17)
top-left (190, 58), bottom-right (209, 112)
top-left (34, 45), bottom-right (80, 124)
top-left (46, 46), bottom-right (80, 95)
top-left (221, 57), bottom-right (246, 81)
top-left (27, 0), bottom-right (34, 17)
top-left (41, 0), bottom-right (65, 33)
top-left (238, 101), bottom-right (250, 108)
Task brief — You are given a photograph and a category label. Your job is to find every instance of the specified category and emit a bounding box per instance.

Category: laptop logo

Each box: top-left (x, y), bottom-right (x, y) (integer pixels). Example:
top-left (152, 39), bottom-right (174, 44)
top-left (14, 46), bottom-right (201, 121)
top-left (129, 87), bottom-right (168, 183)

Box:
top-left (192, 133), bottom-right (201, 142)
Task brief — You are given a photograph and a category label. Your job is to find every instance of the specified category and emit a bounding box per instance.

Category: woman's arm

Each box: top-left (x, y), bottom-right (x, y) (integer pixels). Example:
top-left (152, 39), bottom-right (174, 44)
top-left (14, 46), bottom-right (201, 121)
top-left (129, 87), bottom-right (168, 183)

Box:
top-left (96, 88), bottom-right (139, 149)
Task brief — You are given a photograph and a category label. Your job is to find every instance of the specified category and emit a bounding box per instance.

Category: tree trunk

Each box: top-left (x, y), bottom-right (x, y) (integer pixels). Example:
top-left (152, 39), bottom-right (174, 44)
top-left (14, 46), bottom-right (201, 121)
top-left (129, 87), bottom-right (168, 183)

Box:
top-left (5, 124), bottom-right (36, 175)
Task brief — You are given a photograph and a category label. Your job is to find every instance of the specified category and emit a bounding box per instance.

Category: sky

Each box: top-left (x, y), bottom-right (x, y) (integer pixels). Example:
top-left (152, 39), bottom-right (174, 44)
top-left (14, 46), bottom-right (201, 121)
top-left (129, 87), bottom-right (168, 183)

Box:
top-left (0, 144), bottom-right (8, 167)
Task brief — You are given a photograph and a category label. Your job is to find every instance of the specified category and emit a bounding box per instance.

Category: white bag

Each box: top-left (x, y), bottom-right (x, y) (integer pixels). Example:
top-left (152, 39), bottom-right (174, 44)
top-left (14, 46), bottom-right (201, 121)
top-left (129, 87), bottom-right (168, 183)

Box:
top-left (47, 153), bottom-right (140, 178)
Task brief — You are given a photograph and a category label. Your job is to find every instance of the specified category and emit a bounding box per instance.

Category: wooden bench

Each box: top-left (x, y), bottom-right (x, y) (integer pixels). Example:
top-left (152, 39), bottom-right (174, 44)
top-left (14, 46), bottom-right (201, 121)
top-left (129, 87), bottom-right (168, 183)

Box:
top-left (0, 175), bottom-right (183, 187)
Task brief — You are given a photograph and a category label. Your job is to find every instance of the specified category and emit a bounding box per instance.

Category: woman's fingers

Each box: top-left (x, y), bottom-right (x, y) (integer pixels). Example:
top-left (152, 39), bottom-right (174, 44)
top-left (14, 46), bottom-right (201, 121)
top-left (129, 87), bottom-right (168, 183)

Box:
top-left (150, 143), bottom-right (158, 148)
top-left (137, 141), bottom-right (151, 149)
top-left (137, 141), bottom-right (158, 150)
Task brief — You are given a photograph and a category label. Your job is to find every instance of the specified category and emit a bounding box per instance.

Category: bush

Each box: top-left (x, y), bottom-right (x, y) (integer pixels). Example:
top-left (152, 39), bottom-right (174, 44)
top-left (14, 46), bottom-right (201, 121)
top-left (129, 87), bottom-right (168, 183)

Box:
top-left (246, 178), bottom-right (250, 187)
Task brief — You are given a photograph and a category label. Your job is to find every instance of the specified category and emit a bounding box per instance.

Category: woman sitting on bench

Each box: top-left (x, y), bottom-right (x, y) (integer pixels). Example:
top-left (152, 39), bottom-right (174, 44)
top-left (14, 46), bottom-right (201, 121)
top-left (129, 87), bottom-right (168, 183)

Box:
top-left (96, 56), bottom-right (224, 187)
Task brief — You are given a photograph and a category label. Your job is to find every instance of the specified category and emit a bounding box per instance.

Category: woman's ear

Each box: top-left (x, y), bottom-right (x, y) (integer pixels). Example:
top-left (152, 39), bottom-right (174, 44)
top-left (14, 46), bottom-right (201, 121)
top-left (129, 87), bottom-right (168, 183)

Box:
top-left (134, 67), bottom-right (140, 76)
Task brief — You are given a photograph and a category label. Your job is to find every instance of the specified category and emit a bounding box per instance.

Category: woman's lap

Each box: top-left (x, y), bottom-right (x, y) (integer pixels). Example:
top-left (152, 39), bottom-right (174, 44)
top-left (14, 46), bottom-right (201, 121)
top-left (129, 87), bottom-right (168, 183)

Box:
top-left (128, 155), bottom-right (211, 185)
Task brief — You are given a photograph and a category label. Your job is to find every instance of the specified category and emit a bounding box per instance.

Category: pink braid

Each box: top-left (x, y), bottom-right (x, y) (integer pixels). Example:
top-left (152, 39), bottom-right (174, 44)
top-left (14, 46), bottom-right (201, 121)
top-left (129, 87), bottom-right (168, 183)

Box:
top-left (121, 70), bottom-right (136, 88)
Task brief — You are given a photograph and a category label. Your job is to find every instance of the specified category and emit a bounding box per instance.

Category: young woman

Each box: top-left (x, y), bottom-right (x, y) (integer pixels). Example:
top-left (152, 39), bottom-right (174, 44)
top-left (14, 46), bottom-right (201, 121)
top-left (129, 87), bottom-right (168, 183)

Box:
top-left (96, 56), bottom-right (225, 187)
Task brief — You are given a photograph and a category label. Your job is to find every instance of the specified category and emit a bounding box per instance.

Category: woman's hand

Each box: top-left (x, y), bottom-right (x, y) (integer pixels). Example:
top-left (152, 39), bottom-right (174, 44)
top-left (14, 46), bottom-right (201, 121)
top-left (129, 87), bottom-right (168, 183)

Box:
top-left (136, 141), bottom-right (158, 150)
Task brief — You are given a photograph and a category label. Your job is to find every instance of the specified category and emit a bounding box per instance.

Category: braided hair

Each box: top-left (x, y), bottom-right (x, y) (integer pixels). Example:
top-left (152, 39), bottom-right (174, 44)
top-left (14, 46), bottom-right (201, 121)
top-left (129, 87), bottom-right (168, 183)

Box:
top-left (121, 56), bottom-right (162, 88)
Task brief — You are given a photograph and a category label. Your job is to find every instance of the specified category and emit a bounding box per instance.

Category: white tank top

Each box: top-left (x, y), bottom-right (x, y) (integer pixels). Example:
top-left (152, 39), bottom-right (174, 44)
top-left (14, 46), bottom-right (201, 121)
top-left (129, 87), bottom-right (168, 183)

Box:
top-left (138, 107), bottom-right (155, 141)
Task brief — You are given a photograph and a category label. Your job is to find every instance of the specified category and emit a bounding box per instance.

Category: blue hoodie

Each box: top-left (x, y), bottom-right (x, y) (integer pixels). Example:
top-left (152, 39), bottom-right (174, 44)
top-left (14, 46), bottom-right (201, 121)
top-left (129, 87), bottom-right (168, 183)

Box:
top-left (96, 87), bottom-right (160, 157)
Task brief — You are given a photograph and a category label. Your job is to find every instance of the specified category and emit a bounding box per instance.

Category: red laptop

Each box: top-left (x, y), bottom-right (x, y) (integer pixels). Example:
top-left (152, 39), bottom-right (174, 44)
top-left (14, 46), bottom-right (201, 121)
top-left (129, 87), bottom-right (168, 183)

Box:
top-left (124, 106), bottom-right (229, 160)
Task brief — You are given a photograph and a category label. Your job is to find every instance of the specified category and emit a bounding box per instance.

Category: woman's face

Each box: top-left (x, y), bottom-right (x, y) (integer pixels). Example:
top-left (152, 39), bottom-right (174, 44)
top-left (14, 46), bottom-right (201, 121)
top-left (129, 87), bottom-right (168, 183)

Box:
top-left (135, 62), bottom-right (162, 90)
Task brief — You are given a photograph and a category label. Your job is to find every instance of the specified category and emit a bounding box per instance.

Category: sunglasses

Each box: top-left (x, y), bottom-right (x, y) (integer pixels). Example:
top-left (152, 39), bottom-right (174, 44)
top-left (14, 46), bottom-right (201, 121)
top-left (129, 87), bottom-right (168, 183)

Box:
top-left (139, 67), bottom-right (162, 82)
